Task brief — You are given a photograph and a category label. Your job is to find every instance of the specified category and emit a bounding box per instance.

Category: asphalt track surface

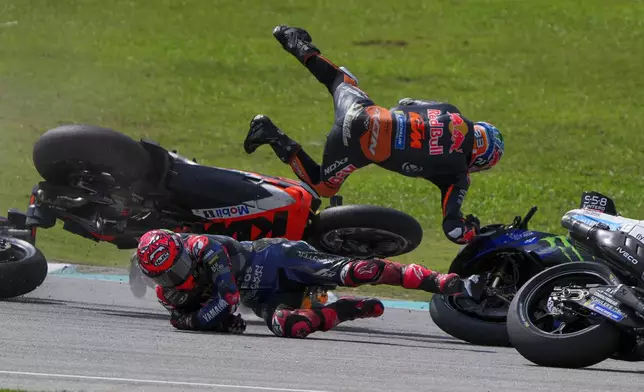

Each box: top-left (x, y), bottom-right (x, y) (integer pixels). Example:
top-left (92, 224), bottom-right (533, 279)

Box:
top-left (1, 275), bottom-right (643, 392)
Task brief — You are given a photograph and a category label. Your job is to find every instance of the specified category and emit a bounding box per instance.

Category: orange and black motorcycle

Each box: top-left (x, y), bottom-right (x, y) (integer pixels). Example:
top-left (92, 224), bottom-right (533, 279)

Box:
top-left (10, 125), bottom-right (423, 299)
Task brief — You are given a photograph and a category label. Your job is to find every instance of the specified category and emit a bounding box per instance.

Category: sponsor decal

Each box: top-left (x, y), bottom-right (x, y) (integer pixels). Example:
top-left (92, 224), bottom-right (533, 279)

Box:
top-left (393, 110), bottom-right (407, 150)
top-left (539, 235), bottom-right (584, 261)
top-left (472, 125), bottom-right (489, 158)
top-left (589, 301), bottom-right (624, 321)
top-left (342, 103), bottom-right (364, 147)
top-left (457, 188), bottom-right (467, 205)
top-left (202, 210), bottom-right (289, 240)
top-left (313, 268), bottom-right (337, 278)
top-left (409, 112), bottom-right (425, 149)
top-left (272, 315), bottom-right (284, 336)
top-left (324, 157), bottom-right (349, 175)
top-left (628, 225), bottom-right (644, 244)
top-left (327, 164), bottom-right (357, 185)
top-left (296, 251), bottom-right (344, 263)
top-left (427, 109), bottom-right (444, 155)
top-left (150, 246), bottom-right (169, 267)
top-left (582, 194), bottom-right (609, 212)
top-left (570, 214), bottom-right (622, 231)
top-left (447, 112), bottom-right (468, 154)
top-left (192, 204), bottom-right (260, 219)
top-left (592, 291), bottom-right (620, 307)
top-left (203, 249), bottom-right (216, 262)
top-left (401, 162), bottom-right (422, 174)
top-left (507, 230), bottom-right (535, 241)
top-left (368, 108), bottom-right (381, 156)
top-left (290, 159), bottom-right (307, 180)
top-left (360, 106), bottom-right (392, 162)
top-left (202, 297), bottom-right (229, 323)
top-left (617, 246), bottom-right (638, 264)
top-left (209, 260), bottom-right (224, 275)
top-left (241, 265), bottom-right (264, 290)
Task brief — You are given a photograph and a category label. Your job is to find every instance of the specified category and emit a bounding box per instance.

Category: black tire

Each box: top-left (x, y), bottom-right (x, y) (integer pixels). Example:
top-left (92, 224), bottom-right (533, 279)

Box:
top-left (430, 294), bottom-right (511, 346)
top-left (0, 237), bottom-right (48, 299)
top-left (308, 204), bottom-right (423, 258)
top-left (507, 261), bottom-right (622, 368)
top-left (33, 124), bottom-right (153, 186)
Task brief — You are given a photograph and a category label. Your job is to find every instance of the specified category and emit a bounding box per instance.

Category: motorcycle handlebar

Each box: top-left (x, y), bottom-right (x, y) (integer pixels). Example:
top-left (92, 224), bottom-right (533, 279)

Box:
top-left (521, 206), bottom-right (538, 228)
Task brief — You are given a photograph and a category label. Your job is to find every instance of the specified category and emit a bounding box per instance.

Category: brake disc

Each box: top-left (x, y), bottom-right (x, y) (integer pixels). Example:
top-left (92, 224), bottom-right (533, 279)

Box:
top-left (0, 238), bottom-right (10, 252)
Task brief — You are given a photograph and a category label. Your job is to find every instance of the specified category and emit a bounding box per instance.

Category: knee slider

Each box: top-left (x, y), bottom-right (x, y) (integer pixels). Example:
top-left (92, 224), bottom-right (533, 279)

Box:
top-left (341, 259), bottom-right (386, 286)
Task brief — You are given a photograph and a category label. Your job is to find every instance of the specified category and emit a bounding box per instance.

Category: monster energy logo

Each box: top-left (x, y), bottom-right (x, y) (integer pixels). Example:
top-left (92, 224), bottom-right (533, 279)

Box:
top-left (539, 235), bottom-right (585, 261)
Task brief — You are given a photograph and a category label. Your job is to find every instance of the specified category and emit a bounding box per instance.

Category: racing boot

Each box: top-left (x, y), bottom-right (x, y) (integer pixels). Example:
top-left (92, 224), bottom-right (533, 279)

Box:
top-left (332, 297), bottom-right (385, 323)
top-left (244, 114), bottom-right (301, 163)
top-left (398, 97), bottom-right (439, 106)
top-left (439, 273), bottom-right (485, 300)
top-left (401, 264), bottom-right (485, 300)
top-left (273, 25), bottom-right (320, 64)
top-left (270, 298), bottom-right (383, 338)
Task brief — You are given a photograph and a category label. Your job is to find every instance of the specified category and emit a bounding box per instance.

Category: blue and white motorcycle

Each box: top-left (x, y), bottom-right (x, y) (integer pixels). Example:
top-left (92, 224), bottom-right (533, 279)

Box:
top-left (507, 191), bottom-right (644, 368)
top-left (430, 193), bottom-right (601, 347)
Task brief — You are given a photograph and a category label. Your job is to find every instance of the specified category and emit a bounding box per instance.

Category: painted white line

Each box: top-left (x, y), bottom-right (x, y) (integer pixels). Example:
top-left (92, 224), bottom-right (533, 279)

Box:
top-left (0, 370), bottom-right (331, 392)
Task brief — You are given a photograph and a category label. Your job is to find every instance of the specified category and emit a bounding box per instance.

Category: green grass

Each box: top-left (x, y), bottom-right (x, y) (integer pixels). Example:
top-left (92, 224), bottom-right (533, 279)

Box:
top-left (1, 0), bottom-right (644, 299)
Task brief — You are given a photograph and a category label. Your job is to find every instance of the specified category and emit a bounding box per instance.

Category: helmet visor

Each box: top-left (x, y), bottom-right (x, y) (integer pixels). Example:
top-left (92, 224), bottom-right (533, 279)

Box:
top-left (149, 248), bottom-right (195, 288)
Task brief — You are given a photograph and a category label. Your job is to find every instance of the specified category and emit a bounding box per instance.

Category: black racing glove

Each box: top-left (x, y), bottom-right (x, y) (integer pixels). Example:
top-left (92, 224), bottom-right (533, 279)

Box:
top-left (443, 214), bottom-right (480, 244)
top-left (464, 214), bottom-right (480, 231)
top-left (170, 310), bottom-right (246, 334)
top-left (212, 313), bottom-right (247, 334)
top-left (170, 310), bottom-right (198, 330)
top-left (459, 214), bottom-right (480, 244)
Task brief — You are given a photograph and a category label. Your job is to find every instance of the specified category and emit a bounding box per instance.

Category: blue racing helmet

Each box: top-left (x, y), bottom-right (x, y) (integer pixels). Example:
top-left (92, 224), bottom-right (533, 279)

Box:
top-left (470, 121), bottom-right (504, 172)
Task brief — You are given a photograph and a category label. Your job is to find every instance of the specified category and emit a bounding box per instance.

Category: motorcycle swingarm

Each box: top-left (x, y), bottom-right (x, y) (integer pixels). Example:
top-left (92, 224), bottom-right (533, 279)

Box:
top-left (556, 284), bottom-right (644, 328)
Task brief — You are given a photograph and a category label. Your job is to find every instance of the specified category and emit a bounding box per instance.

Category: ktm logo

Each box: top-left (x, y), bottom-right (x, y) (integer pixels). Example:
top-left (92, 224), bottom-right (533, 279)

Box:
top-left (360, 107), bottom-right (392, 162)
top-left (409, 112), bottom-right (425, 149)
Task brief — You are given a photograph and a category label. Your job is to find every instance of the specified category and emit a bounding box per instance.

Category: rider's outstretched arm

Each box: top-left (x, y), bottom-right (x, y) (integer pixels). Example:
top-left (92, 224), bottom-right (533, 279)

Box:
top-left (438, 174), bottom-right (478, 244)
top-left (170, 236), bottom-right (241, 331)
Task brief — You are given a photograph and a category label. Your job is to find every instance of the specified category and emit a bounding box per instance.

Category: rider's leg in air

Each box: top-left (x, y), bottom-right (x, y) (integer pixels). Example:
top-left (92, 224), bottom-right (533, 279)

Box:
top-left (244, 26), bottom-right (367, 197)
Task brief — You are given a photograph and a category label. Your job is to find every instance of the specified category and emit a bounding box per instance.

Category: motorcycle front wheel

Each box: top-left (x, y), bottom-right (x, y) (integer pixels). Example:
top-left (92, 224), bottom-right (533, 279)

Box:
top-left (307, 204), bottom-right (423, 258)
top-left (0, 237), bottom-right (48, 298)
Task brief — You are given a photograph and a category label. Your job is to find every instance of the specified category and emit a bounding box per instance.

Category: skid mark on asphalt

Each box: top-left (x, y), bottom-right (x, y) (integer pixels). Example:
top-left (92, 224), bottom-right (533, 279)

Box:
top-left (0, 370), bottom-right (332, 392)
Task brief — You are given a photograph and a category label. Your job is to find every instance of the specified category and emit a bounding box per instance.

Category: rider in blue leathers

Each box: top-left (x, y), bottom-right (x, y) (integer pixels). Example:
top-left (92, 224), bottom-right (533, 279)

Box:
top-left (136, 229), bottom-right (484, 337)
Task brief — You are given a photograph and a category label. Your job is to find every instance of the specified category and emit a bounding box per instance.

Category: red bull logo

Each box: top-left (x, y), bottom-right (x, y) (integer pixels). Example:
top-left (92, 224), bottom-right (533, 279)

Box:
top-left (447, 113), bottom-right (468, 154)
top-left (427, 109), bottom-right (443, 155)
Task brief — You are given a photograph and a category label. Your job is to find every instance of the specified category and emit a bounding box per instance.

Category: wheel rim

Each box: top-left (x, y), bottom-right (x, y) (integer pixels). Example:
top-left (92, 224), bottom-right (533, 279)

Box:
top-left (523, 270), bottom-right (611, 336)
top-left (0, 239), bottom-right (25, 263)
top-left (319, 227), bottom-right (410, 257)
top-left (446, 256), bottom-right (520, 322)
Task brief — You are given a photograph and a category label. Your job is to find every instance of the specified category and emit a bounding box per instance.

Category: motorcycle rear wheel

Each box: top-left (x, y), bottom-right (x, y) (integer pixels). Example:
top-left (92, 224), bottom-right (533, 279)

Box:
top-left (507, 261), bottom-right (622, 368)
top-left (33, 124), bottom-right (153, 186)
